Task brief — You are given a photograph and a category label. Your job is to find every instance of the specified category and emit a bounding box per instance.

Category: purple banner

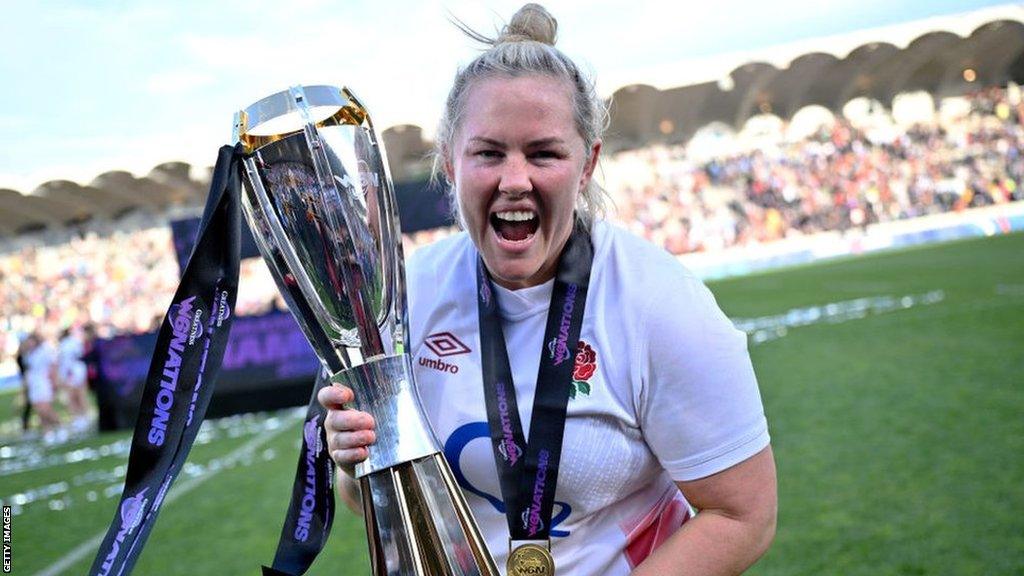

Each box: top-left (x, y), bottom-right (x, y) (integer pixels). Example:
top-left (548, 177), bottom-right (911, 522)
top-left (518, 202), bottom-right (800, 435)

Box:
top-left (96, 309), bottom-right (319, 402)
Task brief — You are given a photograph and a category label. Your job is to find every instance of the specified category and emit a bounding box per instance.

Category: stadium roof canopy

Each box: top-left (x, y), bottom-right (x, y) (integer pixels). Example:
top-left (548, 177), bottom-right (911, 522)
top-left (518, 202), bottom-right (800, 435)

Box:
top-left (0, 163), bottom-right (209, 237)
top-left (604, 3), bottom-right (1024, 148)
top-left (3, 4), bottom-right (1024, 238)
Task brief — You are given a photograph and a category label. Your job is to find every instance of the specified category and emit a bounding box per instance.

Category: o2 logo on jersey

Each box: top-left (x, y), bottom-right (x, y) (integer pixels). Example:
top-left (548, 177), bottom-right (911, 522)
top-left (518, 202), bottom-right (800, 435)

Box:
top-left (444, 422), bottom-right (571, 537)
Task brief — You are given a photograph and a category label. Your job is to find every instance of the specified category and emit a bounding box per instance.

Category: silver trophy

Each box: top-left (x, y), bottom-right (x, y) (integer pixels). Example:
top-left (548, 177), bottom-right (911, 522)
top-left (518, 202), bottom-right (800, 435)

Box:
top-left (234, 85), bottom-right (498, 576)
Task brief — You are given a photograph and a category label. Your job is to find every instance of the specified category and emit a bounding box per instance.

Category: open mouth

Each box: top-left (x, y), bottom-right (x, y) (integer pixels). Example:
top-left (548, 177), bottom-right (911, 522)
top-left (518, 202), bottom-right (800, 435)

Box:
top-left (491, 210), bottom-right (539, 243)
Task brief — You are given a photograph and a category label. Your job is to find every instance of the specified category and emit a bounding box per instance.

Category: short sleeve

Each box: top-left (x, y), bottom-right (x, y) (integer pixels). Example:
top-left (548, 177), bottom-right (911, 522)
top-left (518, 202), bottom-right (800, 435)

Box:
top-left (637, 275), bottom-right (769, 482)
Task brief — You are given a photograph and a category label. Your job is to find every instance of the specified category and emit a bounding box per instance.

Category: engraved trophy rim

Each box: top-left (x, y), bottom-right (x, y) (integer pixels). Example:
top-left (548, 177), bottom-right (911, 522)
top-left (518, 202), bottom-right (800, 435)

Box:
top-left (233, 84), bottom-right (369, 154)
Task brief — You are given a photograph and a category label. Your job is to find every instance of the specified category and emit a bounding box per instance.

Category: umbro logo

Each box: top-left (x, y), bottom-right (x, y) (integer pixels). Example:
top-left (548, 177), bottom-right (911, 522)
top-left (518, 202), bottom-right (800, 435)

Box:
top-left (424, 332), bottom-right (471, 357)
top-left (419, 332), bottom-right (470, 375)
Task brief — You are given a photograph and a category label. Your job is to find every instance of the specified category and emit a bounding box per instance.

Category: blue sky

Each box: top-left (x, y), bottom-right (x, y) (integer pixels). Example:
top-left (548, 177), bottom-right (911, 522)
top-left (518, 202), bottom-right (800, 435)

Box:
top-left (0, 0), bottom-right (1010, 189)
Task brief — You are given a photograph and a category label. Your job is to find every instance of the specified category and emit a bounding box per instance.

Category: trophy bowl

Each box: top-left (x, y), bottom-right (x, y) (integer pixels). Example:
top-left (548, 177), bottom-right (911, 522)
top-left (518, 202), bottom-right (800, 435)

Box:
top-left (234, 85), bottom-right (497, 576)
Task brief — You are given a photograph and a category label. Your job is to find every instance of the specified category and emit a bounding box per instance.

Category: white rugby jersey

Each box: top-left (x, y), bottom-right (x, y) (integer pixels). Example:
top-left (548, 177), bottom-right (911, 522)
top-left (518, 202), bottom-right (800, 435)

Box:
top-left (58, 333), bottom-right (84, 368)
top-left (24, 341), bottom-right (57, 380)
top-left (407, 221), bottom-right (769, 575)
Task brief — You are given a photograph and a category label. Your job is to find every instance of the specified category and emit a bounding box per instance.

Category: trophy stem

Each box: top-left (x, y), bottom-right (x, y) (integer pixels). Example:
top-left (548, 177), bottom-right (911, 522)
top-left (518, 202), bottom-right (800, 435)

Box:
top-left (360, 454), bottom-right (499, 576)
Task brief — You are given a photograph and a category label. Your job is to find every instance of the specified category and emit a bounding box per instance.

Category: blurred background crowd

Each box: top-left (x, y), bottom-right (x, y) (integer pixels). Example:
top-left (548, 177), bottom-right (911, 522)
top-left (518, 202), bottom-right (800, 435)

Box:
top-left (2, 86), bottom-right (1022, 436)
top-left (605, 86), bottom-right (1023, 253)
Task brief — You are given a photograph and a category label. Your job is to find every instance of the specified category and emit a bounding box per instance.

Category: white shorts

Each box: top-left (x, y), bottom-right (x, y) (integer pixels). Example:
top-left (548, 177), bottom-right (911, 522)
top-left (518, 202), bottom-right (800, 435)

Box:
top-left (60, 363), bottom-right (87, 389)
top-left (26, 373), bottom-right (54, 405)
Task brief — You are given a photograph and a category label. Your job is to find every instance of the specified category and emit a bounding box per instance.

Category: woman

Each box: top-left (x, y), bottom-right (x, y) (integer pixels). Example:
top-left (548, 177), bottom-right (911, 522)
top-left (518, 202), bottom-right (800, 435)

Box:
top-left (16, 333), bottom-right (33, 433)
top-left (58, 327), bottom-right (90, 430)
top-left (320, 4), bottom-right (777, 574)
top-left (23, 332), bottom-right (62, 436)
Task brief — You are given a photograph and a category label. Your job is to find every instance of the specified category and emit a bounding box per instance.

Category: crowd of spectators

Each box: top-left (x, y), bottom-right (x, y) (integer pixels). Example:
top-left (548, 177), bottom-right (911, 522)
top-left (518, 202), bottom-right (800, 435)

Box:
top-left (1, 228), bottom-right (178, 340)
top-left (0, 228), bottom-right (283, 393)
top-left (1, 87), bottom-right (1022, 362)
top-left (604, 86), bottom-right (1024, 253)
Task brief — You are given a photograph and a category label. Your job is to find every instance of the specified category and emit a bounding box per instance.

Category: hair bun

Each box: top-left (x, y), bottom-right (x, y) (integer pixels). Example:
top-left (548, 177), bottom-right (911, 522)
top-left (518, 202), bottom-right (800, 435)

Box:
top-left (498, 3), bottom-right (558, 46)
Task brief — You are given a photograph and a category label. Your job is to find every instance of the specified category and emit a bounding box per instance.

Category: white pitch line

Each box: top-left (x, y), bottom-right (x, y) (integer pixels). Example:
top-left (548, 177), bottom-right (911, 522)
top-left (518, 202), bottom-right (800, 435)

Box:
top-left (33, 415), bottom-right (298, 576)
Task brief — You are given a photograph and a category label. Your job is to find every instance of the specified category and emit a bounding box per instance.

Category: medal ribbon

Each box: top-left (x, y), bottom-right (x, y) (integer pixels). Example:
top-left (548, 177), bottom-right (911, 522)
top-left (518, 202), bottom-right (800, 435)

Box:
top-left (262, 369), bottom-right (336, 576)
top-left (89, 145), bottom-right (243, 576)
top-left (476, 222), bottom-right (593, 541)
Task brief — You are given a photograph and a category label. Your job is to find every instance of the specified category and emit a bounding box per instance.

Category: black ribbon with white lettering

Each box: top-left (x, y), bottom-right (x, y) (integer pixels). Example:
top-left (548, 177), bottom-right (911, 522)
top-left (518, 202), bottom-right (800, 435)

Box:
top-left (262, 369), bottom-right (336, 576)
top-left (89, 144), bottom-right (243, 576)
top-left (476, 222), bottom-right (592, 541)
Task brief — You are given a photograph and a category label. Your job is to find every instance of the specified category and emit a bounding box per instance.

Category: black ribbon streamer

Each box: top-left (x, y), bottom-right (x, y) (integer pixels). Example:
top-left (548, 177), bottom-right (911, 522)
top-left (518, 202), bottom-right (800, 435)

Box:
top-left (89, 144), bottom-right (338, 576)
top-left (262, 370), bottom-right (336, 576)
top-left (89, 144), bottom-right (243, 576)
top-left (477, 223), bottom-right (593, 541)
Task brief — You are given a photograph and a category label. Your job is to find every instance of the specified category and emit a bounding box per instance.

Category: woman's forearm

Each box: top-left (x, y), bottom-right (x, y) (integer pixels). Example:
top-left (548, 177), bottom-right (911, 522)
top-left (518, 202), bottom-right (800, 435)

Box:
top-left (337, 471), bottom-right (364, 516)
top-left (630, 507), bottom-right (775, 576)
top-left (633, 448), bottom-right (778, 576)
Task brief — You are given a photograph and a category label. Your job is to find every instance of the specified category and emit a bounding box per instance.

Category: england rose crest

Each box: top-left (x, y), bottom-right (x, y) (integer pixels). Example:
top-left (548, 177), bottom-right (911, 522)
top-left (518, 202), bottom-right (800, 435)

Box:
top-left (570, 340), bottom-right (597, 399)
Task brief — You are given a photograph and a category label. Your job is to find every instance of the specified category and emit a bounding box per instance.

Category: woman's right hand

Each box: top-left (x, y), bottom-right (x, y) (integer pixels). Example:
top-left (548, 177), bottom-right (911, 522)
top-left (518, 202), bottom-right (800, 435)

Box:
top-left (318, 383), bottom-right (376, 478)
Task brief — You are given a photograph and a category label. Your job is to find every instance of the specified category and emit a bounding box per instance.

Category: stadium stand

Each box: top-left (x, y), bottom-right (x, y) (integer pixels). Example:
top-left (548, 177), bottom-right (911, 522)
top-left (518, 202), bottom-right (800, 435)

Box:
top-left (603, 86), bottom-right (1024, 254)
top-left (2, 88), bottom-right (1020, 340)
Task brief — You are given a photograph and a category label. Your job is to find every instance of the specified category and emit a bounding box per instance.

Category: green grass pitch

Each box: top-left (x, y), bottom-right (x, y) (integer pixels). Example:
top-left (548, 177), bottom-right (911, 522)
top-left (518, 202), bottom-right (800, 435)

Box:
top-left (3, 232), bottom-right (1022, 575)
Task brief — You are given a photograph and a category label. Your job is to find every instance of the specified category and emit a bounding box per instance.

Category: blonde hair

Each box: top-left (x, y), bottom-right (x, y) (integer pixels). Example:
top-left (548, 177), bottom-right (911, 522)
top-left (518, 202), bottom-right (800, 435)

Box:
top-left (433, 3), bottom-right (609, 227)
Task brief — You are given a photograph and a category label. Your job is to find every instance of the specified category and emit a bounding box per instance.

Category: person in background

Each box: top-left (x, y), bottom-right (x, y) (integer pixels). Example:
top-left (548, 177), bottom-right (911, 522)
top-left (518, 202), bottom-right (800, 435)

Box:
top-left (16, 334), bottom-right (34, 434)
top-left (81, 324), bottom-right (116, 432)
top-left (23, 332), bottom-right (61, 441)
top-left (58, 326), bottom-right (90, 431)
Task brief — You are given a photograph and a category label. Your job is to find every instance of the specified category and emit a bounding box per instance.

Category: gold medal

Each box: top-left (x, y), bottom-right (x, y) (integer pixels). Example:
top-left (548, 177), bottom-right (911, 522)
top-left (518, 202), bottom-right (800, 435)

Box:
top-left (507, 543), bottom-right (555, 576)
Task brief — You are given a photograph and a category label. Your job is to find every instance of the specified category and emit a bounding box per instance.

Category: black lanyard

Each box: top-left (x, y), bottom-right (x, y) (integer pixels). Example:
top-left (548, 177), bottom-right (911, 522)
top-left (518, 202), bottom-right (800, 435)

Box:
top-left (261, 369), bottom-right (336, 576)
top-left (476, 222), bottom-right (593, 541)
top-left (90, 145), bottom-right (242, 576)
top-left (89, 144), bottom-right (336, 576)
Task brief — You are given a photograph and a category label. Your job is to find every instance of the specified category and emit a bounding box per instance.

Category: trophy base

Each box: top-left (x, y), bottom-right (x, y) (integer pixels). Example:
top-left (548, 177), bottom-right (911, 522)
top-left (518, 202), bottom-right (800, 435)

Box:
top-left (360, 453), bottom-right (499, 576)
